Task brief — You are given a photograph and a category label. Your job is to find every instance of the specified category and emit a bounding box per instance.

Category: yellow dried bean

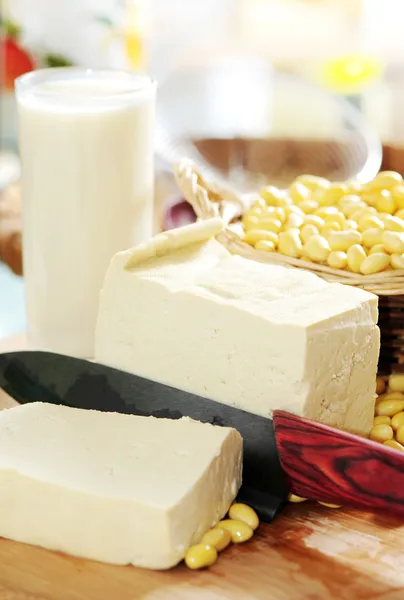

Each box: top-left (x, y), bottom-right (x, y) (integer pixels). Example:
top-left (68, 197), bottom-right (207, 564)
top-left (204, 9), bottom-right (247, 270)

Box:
top-left (229, 503), bottom-right (259, 530)
top-left (299, 199), bottom-right (319, 214)
top-left (295, 174), bottom-right (330, 191)
top-left (201, 528), bottom-right (231, 552)
top-left (347, 244), bottom-right (367, 272)
top-left (288, 493), bottom-right (307, 503)
top-left (396, 425), bottom-right (404, 446)
top-left (395, 209), bottom-right (404, 220)
top-left (373, 170), bottom-right (403, 189)
top-left (315, 184), bottom-right (347, 206)
top-left (285, 213), bottom-right (305, 229)
top-left (340, 198), bottom-right (367, 218)
top-left (391, 185), bottom-right (404, 209)
top-left (242, 215), bottom-right (260, 230)
top-left (243, 230), bottom-right (279, 246)
top-left (380, 214), bottom-right (404, 232)
top-left (257, 218), bottom-right (283, 233)
top-left (384, 440), bottom-right (404, 451)
top-left (374, 415), bottom-right (390, 426)
top-left (315, 206), bottom-right (340, 219)
top-left (185, 544), bottom-right (218, 570)
top-left (287, 205), bottom-right (305, 217)
top-left (358, 215), bottom-right (384, 232)
top-left (304, 215), bottom-right (325, 229)
top-left (377, 392), bottom-right (404, 403)
top-left (389, 374), bottom-right (404, 393)
top-left (249, 206), bottom-right (265, 217)
top-left (351, 207), bottom-right (377, 222)
top-left (253, 197), bottom-right (267, 210)
top-left (216, 520), bottom-right (253, 543)
top-left (327, 251), bottom-right (348, 269)
top-left (376, 398), bottom-right (404, 417)
top-left (328, 230), bottom-right (362, 252)
top-left (304, 235), bottom-right (331, 262)
top-left (376, 377), bottom-right (386, 395)
top-left (324, 211), bottom-right (346, 227)
top-left (362, 193), bottom-right (380, 208)
top-left (370, 424), bottom-right (394, 442)
top-left (339, 193), bottom-right (363, 211)
top-left (382, 231), bottom-right (404, 254)
top-left (278, 230), bottom-right (303, 258)
top-left (342, 219), bottom-right (358, 230)
top-left (260, 185), bottom-right (284, 206)
top-left (277, 196), bottom-right (294, 208)
top-left (288, 182), bottom-right (310, 204)
top-left (321, 222), bottom-right (342, 236)
top-left (301, 224), bottom-right (320, 243)
top-left (362, 228), bottom-right (384, 247)
top-left (375, 190), bottom-right (396, 214)
top-left (369, 244), bottom-right (386, 255)
top-left (391, 412), bottom-right (404, 431)
top-left (360, 252), bottom-right (390, 275)
top-left (255, 240), bottom-right (276, 252)
top-left (266, 207), bottom-right (286, 222)
top-left (344, 180), bottom-right (363, 194)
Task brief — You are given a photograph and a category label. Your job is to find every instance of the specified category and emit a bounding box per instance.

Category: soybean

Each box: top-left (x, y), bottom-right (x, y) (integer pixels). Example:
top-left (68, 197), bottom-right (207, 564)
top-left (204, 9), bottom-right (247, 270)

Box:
top-left (347, 244), bottom-right (367, 273)
top-left (288, 493), bottom-right (307, 503)
top-left (185, 544), bottom-right (217, 570)
top-left (391, 412), bottom-right (404, 431)
top-left (278, 230), bottom-right (302, 258)
top-left (370, 424), bottom-right (394, 443)
top-left (244, 230), bottom-right (279, 246)
top-left (201, 527), bottom-right (231, 552)
top-left (327, 251), bottom-right (348, 270)
top-left (216, 519), bottom-right (253, 543)
top-left (255, 240), bottom-right (276, 252)
top-left (376, 399), bottom-right (404, 417)
top-left (391, 254), bottom-right (404, 269)
top-left (374, 415), bottom-right (391, 426)
top-left (389, 374), bottom-right (404, 393)
top-left (360, 253), bottom-right (390, 275)
top-left (301, 224), bottom-right (320, 243)
top-left (382, 231), bottom-right (404, 254)
top-left (396, 425), bottom-right (404, 446)
top-left (304, 235), bottom-right (331, 262)
top-left (376, 377), bottom-right (387, 395)
top-left (229, 503), bottom-right (259, 531)
top-left (384, 440), bottom-right (404, 452)
top-left (328, 230), bottom-right (362, 252)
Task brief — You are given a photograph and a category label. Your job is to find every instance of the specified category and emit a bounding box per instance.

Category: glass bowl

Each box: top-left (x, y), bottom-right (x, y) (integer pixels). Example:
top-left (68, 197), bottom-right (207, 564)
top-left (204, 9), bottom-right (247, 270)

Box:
top-left (155, 58), bottom-right (382, 194)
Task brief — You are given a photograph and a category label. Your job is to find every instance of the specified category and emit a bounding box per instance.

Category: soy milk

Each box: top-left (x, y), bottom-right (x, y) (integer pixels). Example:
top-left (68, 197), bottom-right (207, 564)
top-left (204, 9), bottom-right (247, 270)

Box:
top-left (16, 69), bottom-right (155, 357)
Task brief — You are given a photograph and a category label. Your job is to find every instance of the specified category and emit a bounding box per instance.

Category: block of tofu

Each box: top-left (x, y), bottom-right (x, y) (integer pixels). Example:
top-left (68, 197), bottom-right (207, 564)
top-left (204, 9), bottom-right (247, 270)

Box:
top-left (95, 219), bottom-right (380, 437)
top-left (0, 402), bottom-right (242, 569)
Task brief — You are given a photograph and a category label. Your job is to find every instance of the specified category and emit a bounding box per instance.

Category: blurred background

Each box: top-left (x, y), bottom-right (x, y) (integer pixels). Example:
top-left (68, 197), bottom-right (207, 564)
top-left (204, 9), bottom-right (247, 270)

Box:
top-left (2, 0), bottom-right (404, 335)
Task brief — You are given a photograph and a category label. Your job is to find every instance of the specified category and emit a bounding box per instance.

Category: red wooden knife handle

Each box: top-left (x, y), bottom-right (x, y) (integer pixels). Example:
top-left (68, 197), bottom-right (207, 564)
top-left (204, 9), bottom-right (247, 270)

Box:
top-left (273, 410), bottom-right (404, 517)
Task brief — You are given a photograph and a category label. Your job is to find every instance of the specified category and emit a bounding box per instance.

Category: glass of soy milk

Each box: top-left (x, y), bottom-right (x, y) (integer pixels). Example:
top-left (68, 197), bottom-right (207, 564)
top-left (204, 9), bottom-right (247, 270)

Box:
top-left (16, 68), bottom-right (156, 358)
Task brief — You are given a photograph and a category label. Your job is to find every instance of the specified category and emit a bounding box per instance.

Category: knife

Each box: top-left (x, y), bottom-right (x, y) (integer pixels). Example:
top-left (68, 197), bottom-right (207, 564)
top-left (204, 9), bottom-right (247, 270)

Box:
top-left (1, 351), bottom-right (404, 522)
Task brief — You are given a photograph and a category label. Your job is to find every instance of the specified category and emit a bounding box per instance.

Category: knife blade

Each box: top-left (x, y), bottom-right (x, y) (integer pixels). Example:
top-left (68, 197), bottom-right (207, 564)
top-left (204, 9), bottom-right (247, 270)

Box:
top-left (2, 350), bottom-right (404, 520)
top-left (0, 350), bottom-right (289, 523)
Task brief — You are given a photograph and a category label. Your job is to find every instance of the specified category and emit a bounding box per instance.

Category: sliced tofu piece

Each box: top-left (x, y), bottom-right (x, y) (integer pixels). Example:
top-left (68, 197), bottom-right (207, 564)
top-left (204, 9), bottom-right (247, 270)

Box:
top-left (95, 220), bottom-right (380, 437)
top-left (0, 402), bottom-right (242, 569)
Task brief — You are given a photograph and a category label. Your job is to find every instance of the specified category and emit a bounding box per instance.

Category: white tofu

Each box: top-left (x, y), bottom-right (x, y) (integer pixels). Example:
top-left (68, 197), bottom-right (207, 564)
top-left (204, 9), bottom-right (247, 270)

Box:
top-left (0, 402), bottom-right (242, 569)
top-left (95, 219), bottom-right (380, 437)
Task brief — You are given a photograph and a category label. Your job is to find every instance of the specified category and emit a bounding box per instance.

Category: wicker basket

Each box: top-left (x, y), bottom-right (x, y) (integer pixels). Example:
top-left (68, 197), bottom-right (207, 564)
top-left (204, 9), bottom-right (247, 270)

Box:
top-left (174, 158), bottom-right (404, 374)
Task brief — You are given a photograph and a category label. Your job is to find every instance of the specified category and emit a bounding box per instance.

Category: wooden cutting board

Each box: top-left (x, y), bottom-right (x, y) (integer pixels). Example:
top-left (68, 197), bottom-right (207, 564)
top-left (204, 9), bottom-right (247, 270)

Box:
top-left (1, 337), bottom-right (404, 600)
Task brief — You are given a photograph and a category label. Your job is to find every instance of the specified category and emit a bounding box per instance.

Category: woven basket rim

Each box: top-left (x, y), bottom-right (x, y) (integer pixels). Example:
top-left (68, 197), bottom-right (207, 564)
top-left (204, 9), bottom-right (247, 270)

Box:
top-left (174, 158), bottom-right (404, 296)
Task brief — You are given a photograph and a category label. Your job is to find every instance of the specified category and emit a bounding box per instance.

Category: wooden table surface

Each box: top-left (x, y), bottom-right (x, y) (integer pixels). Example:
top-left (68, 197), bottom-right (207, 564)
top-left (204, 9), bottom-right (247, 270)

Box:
top-left (1, 336), bottom-right (404, 600)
